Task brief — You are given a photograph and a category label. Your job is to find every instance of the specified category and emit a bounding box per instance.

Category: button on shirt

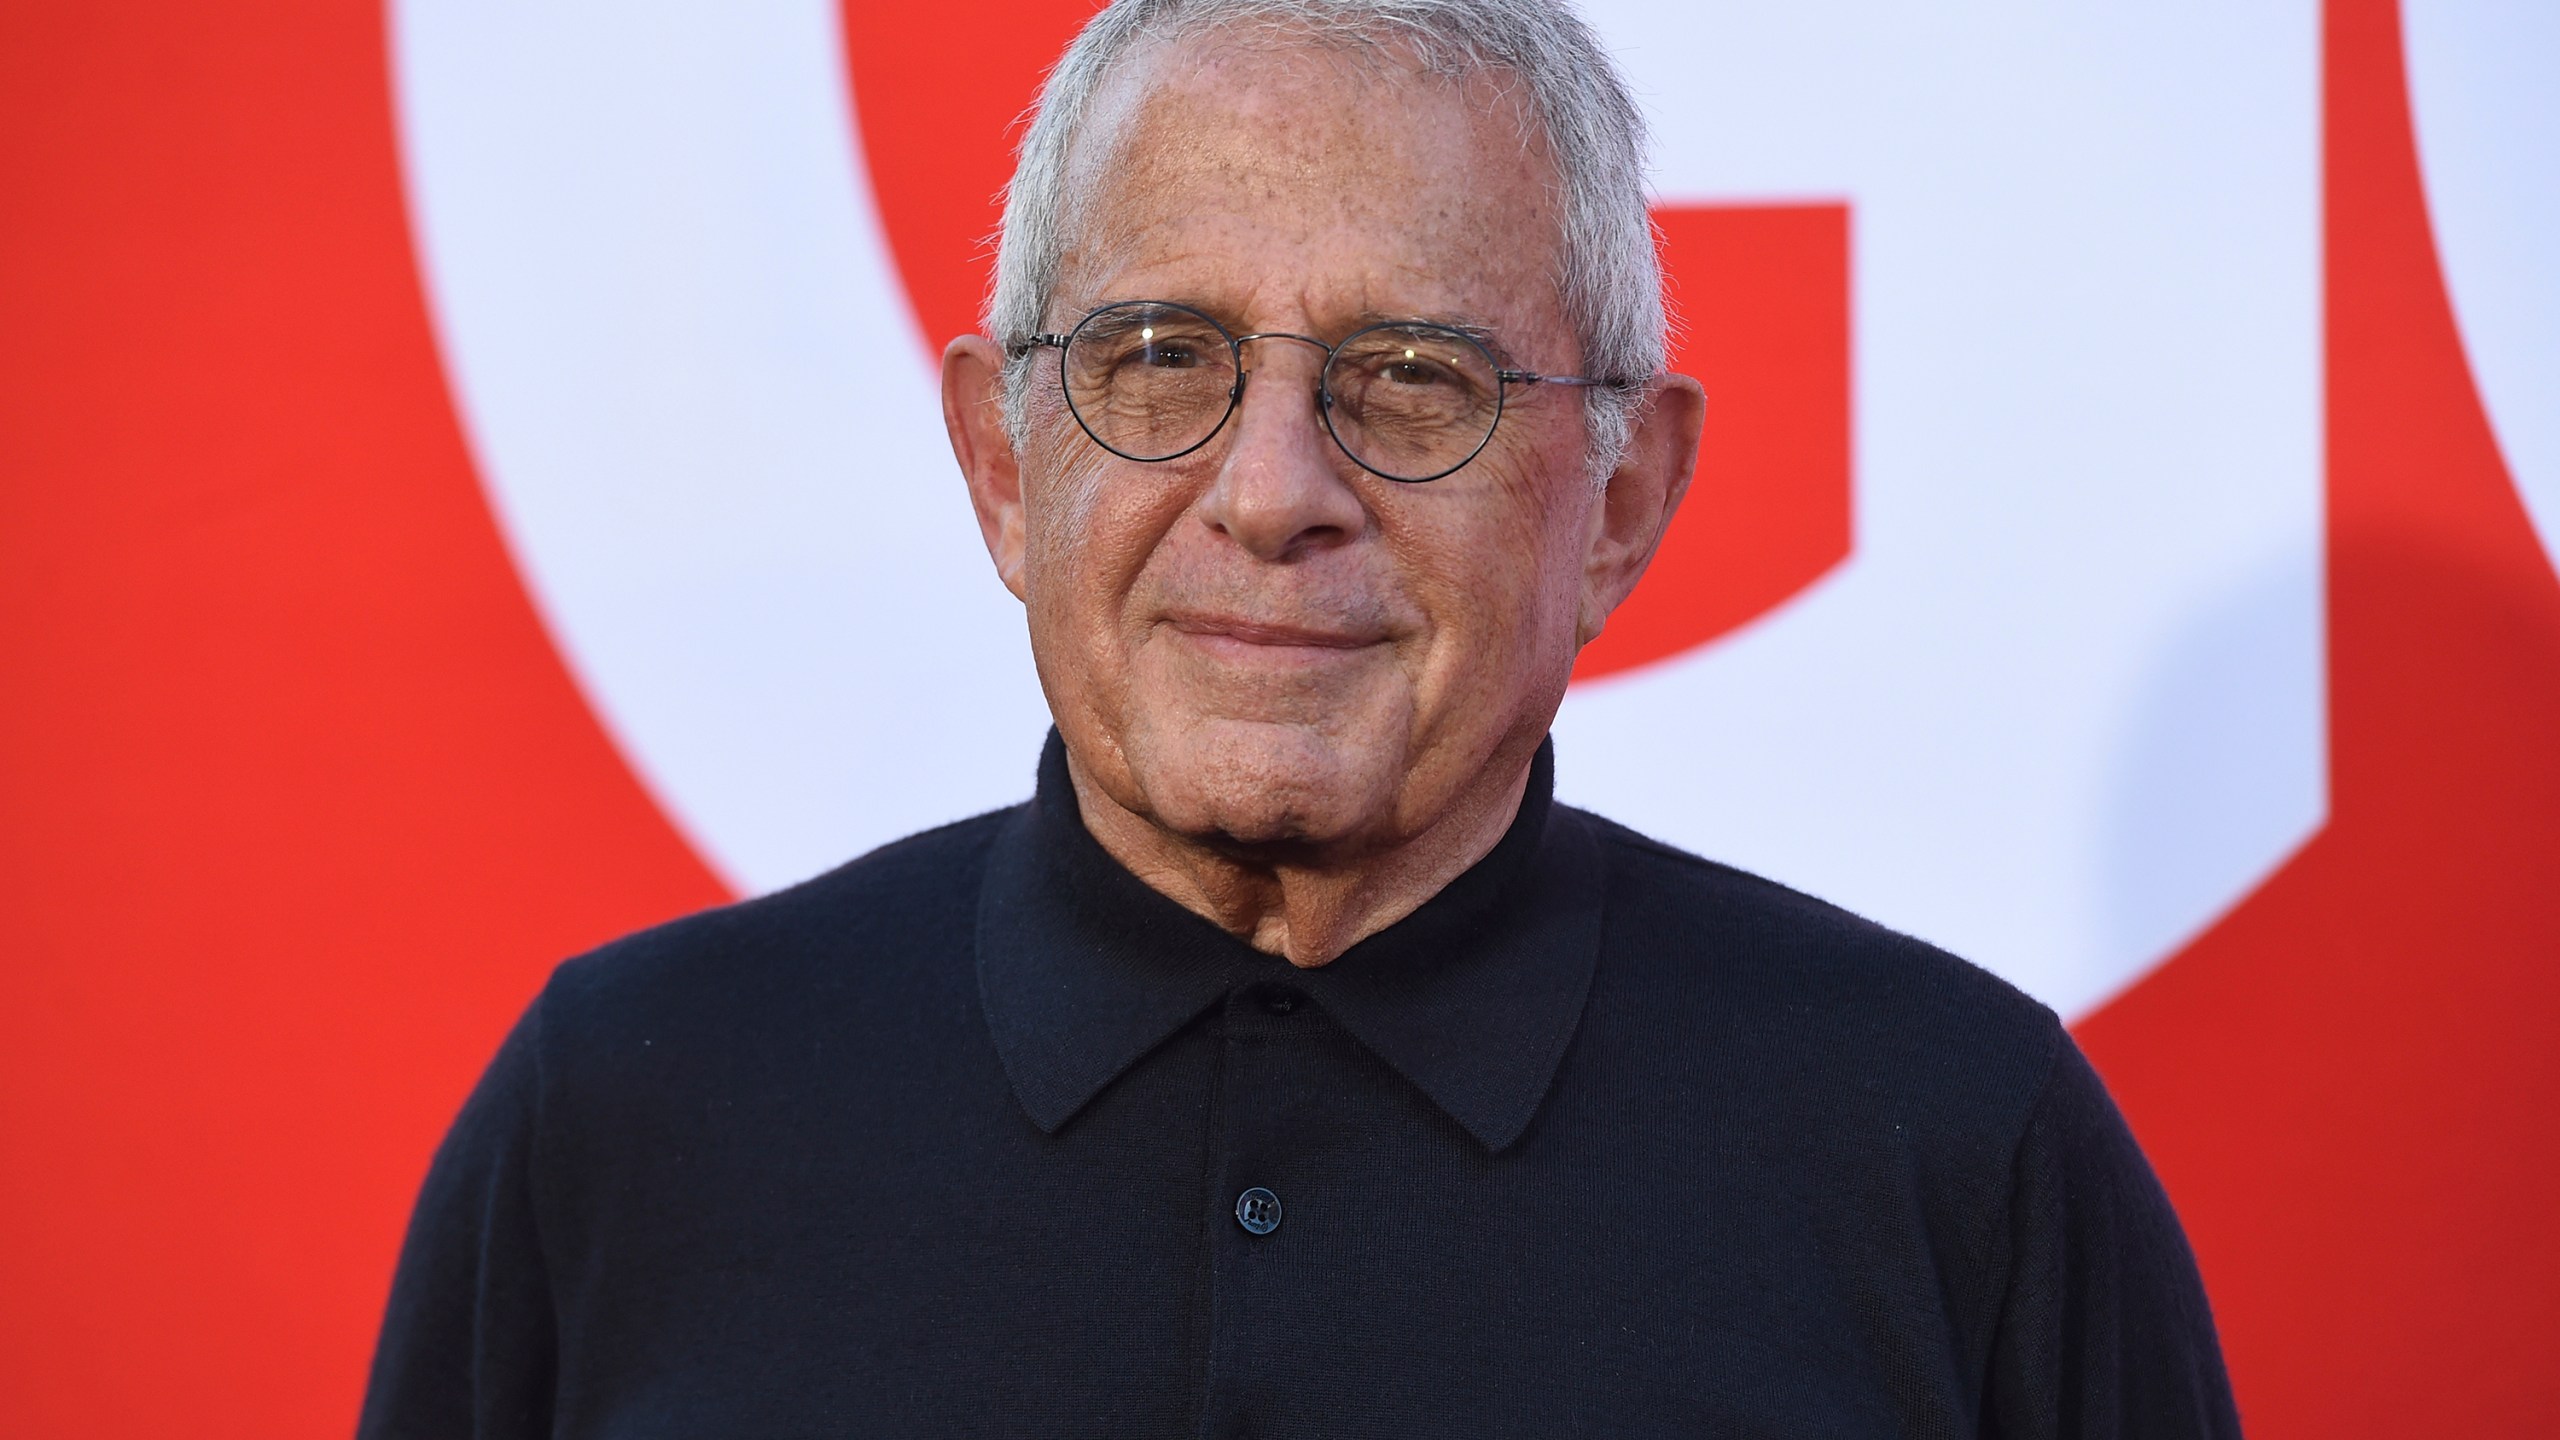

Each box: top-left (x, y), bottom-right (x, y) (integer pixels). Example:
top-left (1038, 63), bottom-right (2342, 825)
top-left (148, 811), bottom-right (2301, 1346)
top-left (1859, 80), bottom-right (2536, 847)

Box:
top-left (360, 734), bottom-right (2239, 1438)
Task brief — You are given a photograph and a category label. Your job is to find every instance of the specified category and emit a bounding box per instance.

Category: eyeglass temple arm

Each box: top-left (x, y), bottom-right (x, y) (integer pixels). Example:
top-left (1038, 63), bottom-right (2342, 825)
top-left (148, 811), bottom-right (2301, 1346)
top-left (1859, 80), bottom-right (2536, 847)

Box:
top-left (1497, 370), bottom-right (1640, 389)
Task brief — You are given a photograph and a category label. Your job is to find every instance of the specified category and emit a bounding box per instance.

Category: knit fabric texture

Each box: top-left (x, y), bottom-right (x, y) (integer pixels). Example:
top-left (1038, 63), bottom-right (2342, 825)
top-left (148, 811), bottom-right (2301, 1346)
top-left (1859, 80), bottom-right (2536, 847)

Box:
top-left (359, 735), bottom-right (2240, 1438)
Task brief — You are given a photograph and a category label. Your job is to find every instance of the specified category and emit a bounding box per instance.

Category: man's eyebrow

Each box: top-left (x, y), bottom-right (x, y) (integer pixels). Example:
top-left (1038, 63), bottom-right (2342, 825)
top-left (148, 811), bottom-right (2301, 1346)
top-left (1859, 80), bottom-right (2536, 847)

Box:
top-left (1344, 309), bottom-right (1515, 361)
top-left (1349, 308), bottom-right (1499, 339)
top-left (1065, 299), bottom-right (1518, 356)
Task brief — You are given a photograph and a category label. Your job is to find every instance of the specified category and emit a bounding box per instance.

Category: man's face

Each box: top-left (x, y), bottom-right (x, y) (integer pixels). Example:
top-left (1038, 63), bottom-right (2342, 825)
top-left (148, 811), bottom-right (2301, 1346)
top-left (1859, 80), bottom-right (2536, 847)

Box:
top-left (998, 36), bottom-right (1631, 855)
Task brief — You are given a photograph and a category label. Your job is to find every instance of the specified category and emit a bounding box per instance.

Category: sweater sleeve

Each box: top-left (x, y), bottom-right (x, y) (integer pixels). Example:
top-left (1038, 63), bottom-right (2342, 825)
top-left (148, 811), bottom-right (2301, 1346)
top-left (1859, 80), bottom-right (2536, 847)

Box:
top-left (357, 998), bottom-right (557, 1440)
top-left (1983, 1037), bottom-right (2243, 1439)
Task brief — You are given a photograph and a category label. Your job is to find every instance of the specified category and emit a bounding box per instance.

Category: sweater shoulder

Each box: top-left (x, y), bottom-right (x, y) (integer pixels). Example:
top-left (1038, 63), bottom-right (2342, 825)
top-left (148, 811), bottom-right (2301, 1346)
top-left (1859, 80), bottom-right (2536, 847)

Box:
top-left (1573, 806), bottom-right (2064, 1108)
top-left (535, 805), bottom-right (1016, 1036)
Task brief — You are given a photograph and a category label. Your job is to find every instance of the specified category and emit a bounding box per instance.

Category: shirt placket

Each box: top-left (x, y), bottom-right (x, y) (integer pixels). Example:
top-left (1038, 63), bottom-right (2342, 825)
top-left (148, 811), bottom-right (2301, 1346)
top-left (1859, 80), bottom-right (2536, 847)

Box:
top-left (1196, 982), bottom-right (1321, 1438)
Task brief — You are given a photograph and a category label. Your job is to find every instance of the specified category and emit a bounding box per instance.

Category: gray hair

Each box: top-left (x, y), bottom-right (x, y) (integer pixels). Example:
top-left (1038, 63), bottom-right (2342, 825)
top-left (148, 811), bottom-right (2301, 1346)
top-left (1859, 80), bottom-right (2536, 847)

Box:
top-left (986, 0), bottom-right (1665, 482)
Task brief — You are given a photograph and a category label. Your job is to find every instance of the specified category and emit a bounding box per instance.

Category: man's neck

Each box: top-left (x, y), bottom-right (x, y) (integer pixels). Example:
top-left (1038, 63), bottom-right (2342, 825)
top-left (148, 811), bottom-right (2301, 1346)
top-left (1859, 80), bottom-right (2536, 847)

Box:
top-left (1062, 750), bottom-right (1537, 968)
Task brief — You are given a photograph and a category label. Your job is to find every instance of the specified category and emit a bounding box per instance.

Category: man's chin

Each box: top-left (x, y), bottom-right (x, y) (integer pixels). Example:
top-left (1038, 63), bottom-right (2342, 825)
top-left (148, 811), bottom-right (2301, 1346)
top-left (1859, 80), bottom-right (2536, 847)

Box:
top-left (1127, 717), bottom-right (1404, 855)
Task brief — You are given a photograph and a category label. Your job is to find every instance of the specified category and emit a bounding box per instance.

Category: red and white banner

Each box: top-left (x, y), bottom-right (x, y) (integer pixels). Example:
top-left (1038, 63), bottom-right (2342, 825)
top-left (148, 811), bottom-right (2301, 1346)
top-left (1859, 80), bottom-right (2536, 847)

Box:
top-left (2, 2), bottom-right (2552, 1433)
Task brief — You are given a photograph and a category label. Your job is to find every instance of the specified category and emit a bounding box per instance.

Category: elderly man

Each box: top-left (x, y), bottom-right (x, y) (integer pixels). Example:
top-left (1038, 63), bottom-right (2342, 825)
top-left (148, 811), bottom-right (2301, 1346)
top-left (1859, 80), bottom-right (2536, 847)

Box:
top-left (362, 0), bottom-right (2237, 1435)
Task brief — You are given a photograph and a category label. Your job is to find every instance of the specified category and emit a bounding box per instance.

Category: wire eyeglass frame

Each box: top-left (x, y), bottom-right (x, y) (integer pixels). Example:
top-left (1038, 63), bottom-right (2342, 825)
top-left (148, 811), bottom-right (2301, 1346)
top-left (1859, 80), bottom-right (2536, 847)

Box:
top-left (1010, 298), bottom-right (1632, 483)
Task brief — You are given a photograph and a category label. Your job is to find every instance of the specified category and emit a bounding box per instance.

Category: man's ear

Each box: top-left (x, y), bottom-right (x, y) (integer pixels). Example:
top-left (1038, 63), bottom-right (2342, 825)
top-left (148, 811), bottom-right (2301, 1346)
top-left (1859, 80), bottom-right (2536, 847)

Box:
top-left (942, 334), bottom-right (1031, 603)
top-left (1578, 373), bottom-right (1706, 647)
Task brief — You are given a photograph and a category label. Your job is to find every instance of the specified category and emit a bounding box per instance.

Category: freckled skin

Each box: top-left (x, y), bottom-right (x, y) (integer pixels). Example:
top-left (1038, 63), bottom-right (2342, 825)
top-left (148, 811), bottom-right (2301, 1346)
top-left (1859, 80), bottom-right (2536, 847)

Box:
top-left (942, 30), bottom-right (1704, 965)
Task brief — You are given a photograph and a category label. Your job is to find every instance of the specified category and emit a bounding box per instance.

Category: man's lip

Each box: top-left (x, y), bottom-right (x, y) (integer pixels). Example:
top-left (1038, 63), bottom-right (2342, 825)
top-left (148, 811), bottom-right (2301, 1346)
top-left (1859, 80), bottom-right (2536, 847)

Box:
top-left (1164, 614), bottom-right (1385, 649)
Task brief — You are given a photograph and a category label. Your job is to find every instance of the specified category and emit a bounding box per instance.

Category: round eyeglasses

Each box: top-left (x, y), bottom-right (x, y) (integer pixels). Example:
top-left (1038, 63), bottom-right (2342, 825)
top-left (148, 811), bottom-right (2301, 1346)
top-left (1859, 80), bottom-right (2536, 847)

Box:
top-left (1011, 300), bottom-right (1628, 483)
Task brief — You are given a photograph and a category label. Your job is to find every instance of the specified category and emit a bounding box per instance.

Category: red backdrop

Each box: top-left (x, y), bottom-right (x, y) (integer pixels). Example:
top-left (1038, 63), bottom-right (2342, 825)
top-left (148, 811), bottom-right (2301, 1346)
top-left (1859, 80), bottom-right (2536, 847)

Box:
top-left (2, 2), bottom-right (2553, 1434)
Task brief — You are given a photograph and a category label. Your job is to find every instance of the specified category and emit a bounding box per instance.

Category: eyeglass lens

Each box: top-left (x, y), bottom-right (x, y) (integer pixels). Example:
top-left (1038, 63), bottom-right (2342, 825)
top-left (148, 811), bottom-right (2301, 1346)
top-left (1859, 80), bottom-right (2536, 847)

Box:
top-left (1059, 301), bottom-right (1503, 482)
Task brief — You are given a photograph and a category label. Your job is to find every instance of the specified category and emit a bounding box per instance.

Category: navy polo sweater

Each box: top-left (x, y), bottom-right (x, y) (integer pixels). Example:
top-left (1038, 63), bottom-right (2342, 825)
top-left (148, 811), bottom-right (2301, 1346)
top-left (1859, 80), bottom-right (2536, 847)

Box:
top-left (360, 736), bottom-right (2238, 1437)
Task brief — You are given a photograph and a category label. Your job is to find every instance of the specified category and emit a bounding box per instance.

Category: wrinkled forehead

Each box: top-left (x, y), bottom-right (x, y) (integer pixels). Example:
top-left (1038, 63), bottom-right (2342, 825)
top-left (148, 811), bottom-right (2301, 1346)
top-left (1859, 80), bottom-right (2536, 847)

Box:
top-left (1052, 25), bottom-right (1566, 321)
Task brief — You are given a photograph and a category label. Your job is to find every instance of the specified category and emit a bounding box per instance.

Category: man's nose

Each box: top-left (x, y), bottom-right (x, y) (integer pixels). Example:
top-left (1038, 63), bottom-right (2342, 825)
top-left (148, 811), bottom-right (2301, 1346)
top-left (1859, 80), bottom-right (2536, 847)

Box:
top-left (1196, 345), bottom-right (1366, 562)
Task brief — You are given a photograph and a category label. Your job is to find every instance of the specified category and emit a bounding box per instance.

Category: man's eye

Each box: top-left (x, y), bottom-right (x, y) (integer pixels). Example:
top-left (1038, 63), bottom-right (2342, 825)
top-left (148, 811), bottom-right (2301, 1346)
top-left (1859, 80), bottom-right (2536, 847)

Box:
top-left (1364, 352), bottom-right (1460, 387)
top-left (1138, 342), bottom-right (1203, 369)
